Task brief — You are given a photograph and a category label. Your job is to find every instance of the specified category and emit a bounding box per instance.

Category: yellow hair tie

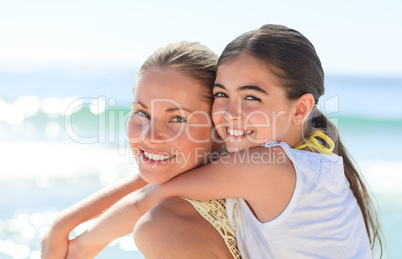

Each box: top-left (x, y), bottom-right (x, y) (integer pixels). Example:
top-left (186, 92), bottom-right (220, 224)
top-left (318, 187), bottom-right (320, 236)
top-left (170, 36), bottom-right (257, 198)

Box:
top-left (295, 131), bottom-right (335, 155)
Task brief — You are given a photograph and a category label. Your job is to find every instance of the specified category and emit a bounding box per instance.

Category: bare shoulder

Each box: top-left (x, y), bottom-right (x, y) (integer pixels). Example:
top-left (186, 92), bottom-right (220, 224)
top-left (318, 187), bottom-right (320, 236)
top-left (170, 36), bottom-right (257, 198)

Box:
top-left (134, 198), bottom-right (233, 259)
top-left (133, 198), bottom-right (195, 239)
top-left (148, 197), bottom-right (197, 218)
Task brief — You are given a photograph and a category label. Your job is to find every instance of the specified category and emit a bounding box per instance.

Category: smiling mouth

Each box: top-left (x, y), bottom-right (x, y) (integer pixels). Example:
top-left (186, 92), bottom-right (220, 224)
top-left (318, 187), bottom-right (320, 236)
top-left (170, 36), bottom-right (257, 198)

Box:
top-left (227, 128), bottom-right (253, 137)
top-left (142, 150), bottom-right (175, 162)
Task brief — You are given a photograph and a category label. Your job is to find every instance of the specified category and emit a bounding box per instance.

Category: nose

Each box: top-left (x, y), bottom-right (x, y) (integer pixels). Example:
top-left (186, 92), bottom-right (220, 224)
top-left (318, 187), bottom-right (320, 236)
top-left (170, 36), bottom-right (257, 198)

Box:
top-left (142, 118), bottom-right (170, 145)
top-left (226, 96), bottom-right (242, 121)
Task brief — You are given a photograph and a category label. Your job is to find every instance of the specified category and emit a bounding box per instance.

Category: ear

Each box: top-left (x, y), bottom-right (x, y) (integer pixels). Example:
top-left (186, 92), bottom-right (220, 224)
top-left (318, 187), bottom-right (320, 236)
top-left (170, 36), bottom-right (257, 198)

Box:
top-left (293, 93), bottom-right (315, 124)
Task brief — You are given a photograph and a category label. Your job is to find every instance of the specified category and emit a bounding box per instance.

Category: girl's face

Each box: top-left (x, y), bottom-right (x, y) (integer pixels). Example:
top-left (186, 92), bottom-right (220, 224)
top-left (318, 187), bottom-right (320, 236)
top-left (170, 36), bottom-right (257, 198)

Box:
top-left (127, 69), bottom-right (215, 184)
top-left (212, 54), bottom-right (297, 153)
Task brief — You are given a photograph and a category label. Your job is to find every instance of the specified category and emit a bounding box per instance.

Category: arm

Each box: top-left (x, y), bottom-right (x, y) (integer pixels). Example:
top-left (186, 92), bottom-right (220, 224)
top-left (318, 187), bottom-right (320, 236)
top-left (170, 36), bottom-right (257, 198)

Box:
top-left (66, 187), bottom-right (157, 259)
top-left (41, 174), bottom-right (147, 259)
top-left (141, 146), bottom-right (296, 223)
top-left (66, 147), bottom-right (294, 258)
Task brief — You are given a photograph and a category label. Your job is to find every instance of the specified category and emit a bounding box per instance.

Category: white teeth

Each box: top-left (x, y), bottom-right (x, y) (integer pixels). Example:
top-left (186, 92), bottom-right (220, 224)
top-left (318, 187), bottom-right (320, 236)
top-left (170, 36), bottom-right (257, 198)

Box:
top-left (228, 128), bottom-right (252, 136)
top-left (143, 151), bottom-right (173, 161)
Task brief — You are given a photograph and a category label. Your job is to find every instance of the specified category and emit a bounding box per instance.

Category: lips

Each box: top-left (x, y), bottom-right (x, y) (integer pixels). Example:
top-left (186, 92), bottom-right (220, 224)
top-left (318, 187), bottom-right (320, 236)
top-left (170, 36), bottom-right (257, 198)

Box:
top-left (143, 151), bottom-right (175, 161)
top-left (227, 127), bottom-right (253, 137)
top-left (139, 148), bottom-right (176, 164)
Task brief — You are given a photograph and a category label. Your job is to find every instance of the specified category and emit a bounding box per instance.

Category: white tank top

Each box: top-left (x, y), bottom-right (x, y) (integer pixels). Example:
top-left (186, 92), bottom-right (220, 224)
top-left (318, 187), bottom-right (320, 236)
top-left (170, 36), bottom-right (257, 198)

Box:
top-left (226, 142), bottom-right (371, 259)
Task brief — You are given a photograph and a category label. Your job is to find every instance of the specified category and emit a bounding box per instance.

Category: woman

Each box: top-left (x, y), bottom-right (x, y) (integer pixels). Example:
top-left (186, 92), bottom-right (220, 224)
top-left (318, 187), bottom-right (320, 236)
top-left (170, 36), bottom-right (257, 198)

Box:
top-left (134, 24), bottom-right (383, 258)
top-left (42, 41), bottom-right (240, 259)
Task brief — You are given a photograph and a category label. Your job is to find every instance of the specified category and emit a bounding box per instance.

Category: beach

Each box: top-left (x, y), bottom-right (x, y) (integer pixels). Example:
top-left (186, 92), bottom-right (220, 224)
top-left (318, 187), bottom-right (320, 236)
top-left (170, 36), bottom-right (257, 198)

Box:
top-left (1, 73), bottom-right (402, 258)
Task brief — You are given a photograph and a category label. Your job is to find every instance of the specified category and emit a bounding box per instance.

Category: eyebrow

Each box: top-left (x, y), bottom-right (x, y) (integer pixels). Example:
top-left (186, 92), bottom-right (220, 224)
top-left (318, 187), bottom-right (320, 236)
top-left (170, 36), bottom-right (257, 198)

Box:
top-left (238, 85), bottom-right (268, 94)
top-left (213, 83), bottom-right (226, 90)
top-left (133, 101), bottom-right (148, 109)
top-left (213, 83), bottom-right (268, 95)
top-left (165, 107), bottom-right (193, 113)
top-left (133, 102), bottom-right (192, 113)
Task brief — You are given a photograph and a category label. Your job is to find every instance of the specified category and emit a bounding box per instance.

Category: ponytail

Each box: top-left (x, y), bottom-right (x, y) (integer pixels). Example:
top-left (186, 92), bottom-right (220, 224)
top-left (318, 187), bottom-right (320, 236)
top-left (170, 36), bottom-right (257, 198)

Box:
top-left (308, 107), bottom-right (383, 256)
top-left (218, 24), bottom-right (383, 256)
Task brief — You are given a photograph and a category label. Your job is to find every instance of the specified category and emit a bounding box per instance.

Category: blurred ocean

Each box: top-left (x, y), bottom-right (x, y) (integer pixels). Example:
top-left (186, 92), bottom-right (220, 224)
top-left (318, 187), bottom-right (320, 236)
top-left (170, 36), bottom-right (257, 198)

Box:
top-left (0, 68), bottom-right (401, 258)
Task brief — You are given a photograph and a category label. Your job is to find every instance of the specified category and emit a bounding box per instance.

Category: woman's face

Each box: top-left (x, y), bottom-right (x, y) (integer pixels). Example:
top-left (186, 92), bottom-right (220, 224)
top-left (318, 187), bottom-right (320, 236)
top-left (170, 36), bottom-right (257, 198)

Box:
top-left (212, 54), bottom-right (296, 153)
top-left (127, 69), bottom-right (215, 184)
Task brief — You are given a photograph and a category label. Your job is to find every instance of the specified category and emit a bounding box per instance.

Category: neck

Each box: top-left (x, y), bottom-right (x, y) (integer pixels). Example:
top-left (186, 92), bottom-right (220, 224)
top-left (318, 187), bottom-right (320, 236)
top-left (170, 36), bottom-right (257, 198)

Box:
top-left (281, 124), bottom-right (305, 149)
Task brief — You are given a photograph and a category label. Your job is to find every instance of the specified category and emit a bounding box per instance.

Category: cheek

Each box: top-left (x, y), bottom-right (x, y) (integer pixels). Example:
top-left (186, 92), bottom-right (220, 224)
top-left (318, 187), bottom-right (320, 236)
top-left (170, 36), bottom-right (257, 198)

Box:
top-left (126, 117), bottom-right (147, 145)
top-left (270, 107), bottom-right (292, 128)
top-left (181, 128), bottom-right (212, 151)
top-left (186, 125), bottom-right (212, 141)
top-left (176, 130), bottom-right (213, 163)
top-left (243, 107), bottom-right (271, 135)
top-left (245, 105), bottom-right (290, 126)
top-left (245, 110), bottom-right (270, 125)
top-left (212, 101), bottom-right (226, 125)
top-left (172, 136), bottom-right (197, 167)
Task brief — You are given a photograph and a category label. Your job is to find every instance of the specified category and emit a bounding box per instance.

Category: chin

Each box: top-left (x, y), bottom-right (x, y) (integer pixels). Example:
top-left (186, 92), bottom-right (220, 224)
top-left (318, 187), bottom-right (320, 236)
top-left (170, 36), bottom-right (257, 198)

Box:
top-left (226, 145), bottom-right (248, 153)
top-left (139, 173), bottom-right (168, 185)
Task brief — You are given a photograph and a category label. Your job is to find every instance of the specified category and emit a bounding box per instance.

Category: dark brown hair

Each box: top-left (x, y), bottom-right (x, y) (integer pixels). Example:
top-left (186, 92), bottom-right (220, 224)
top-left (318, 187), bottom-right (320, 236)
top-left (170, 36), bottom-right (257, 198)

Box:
top-left (218, 24), bottom-right (383, 256)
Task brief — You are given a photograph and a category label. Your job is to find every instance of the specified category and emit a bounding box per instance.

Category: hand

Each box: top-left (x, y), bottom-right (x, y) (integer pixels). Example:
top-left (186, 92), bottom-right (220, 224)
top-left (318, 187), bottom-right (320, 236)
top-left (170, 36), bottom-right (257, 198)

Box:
top-left (65, 238), bottom-right (82, 259)
top-left (40, 226), bottom-right (69, 259)
top-left (65, 237), bottom-right (102, 259)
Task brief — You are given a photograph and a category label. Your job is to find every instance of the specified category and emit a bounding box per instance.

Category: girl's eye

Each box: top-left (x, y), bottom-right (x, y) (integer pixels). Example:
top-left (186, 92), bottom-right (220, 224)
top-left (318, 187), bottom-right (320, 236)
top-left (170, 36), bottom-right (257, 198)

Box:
top-left (245, 95), bottom-right (261, 102)
top-left (132, 110), bottom-right (150, 118)
top-left (213, 92), bottom-right (228, 98)
top-left (171, 116), bottom-right (187, 123)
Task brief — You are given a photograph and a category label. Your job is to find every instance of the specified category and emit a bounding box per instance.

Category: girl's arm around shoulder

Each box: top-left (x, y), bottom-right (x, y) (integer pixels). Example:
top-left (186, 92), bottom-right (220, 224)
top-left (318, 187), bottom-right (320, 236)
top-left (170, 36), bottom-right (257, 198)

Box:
top-left (41, 174), bottom-right (147, 259)
top-left (46, 173), bottom-right (147, 234)
top-left (66, 187), bottom-right (153, 259)
top-left (151, 146), bottom-right (296, 223)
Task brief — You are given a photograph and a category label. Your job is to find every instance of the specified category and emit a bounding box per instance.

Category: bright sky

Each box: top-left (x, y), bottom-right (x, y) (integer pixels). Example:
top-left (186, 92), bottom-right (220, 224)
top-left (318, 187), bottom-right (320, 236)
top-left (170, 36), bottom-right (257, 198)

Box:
top-left (1, 0), bottom-right (402, 76)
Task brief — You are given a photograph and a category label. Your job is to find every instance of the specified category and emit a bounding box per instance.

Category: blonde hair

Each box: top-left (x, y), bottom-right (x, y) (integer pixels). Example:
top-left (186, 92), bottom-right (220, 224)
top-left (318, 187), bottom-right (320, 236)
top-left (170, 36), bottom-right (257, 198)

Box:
top-left (136, 41), bottom-right (218, 102)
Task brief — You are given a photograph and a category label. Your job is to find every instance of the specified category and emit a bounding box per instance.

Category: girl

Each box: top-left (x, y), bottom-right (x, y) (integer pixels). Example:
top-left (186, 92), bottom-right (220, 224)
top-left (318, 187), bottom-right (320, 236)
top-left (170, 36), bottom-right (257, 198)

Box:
top-left (132, 24), bottom-right (383, 258)
top-left (63, 24), bottom-right (382, 258)
top-left (42, 41), bottom-right (240, 259)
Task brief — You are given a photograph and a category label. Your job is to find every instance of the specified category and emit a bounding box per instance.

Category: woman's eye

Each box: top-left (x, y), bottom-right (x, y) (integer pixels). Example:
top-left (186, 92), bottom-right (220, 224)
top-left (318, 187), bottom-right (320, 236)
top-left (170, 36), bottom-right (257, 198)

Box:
top-left (213, 92), bottom-right (228, 98)
top-left (245, 95), bottom-right (261, 102)
top-left (171, 116), bottom-right (187, 123)
top-left (132, 110), bottom-right (150, 118)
